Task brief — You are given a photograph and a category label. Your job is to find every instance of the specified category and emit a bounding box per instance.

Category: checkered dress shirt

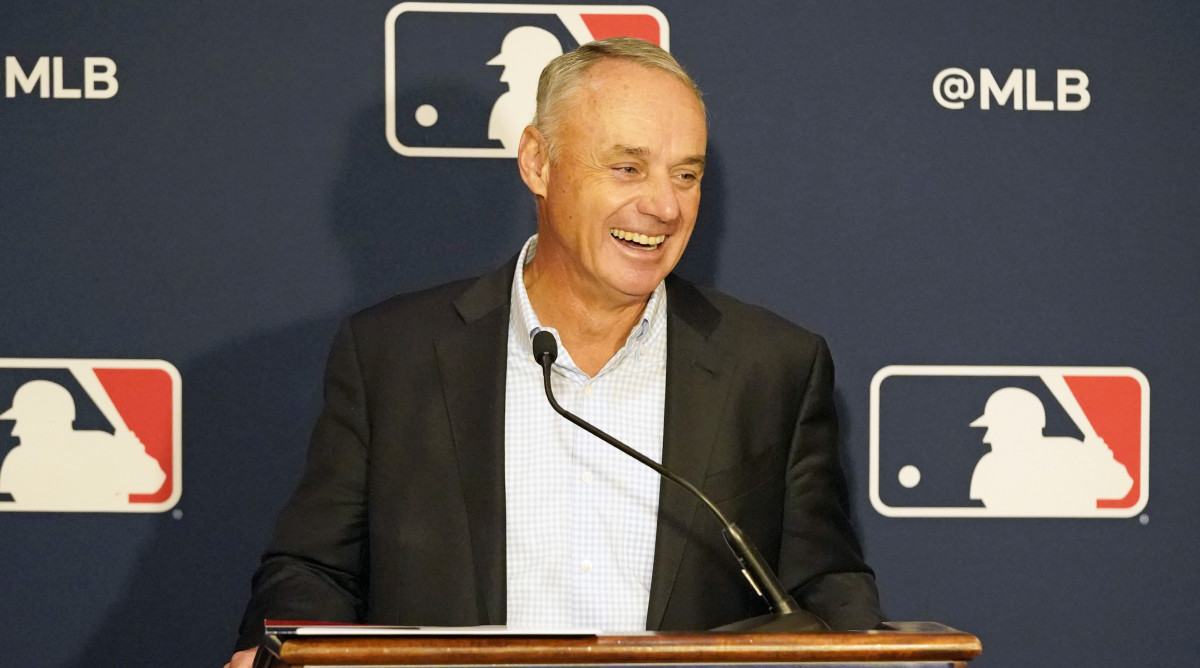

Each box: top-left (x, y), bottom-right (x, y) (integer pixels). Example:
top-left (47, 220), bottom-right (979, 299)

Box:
top-left (504, 235), bottom-right (667, 631)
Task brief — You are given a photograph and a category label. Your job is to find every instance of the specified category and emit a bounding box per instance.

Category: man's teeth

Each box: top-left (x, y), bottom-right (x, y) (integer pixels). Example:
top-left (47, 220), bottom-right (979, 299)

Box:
top-left (609, 229), bottom-right (667, 249)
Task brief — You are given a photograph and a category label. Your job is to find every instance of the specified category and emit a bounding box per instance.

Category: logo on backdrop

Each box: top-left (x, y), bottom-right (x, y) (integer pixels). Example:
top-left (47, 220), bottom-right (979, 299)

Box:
top-left (385, 2), bottom-right (669, 158)
top-left (0, 359), bottom-right (180, 512)
top-left (3, 56), bottom-right (119, 99)
top-left (870, 366), bottom-right (1148, 518)
top-left (932, 68), bottom-right (1089, 111)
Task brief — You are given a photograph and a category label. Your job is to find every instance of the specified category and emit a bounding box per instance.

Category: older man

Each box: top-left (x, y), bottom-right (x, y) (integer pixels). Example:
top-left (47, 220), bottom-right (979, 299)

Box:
top-left (227, 37), bottom-right (880, 667)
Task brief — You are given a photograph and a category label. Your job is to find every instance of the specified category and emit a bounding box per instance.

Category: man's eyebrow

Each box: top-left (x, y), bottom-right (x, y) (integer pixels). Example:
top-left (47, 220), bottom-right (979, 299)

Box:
top-left (607, 144), bottom-right (650, 158)
top-left (605, 145), bottom-right (707, 169)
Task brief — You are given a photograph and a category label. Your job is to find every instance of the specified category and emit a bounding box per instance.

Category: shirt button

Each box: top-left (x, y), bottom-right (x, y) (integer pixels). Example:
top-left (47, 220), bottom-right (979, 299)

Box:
top-left (580, 560), bottom-right (592, 573)
top-left (583, 384), bottom-right (593, 397)
top-left (581, 471), bottom-right (593, 484)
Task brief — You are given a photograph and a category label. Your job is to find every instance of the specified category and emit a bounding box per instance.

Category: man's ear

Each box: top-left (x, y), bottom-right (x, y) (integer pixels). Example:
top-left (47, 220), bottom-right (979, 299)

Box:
top-left (517, 125), bottom-right (550, 198)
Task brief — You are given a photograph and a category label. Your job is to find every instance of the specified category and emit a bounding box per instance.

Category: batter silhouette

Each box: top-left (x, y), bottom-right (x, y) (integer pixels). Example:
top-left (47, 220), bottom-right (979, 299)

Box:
top-left (0, 380), bottom-right (165, 510)
top-left (969, 387), bottom-right (1133, 515)
top-left (487, 26), bottom-right (563, 150)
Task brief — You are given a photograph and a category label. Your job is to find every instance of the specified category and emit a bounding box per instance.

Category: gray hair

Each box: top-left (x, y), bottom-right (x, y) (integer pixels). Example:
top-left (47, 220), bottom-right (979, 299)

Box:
top-left (532, 37), bottom-right (704, 162)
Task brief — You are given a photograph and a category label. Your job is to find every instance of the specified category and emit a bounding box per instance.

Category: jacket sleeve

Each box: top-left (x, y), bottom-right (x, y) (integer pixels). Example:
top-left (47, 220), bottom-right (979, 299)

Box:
top-left (235, 320), bottom-right (371, 650)
top-left (778, 335), bottom-right (884, 630)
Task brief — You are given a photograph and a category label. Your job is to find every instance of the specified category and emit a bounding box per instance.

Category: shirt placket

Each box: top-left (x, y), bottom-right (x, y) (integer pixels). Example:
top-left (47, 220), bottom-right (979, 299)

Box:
top-left (558, 364), bottom-right (590, 627)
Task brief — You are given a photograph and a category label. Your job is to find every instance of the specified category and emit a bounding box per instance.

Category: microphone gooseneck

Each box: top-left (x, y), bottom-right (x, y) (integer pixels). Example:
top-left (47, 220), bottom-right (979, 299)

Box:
top-left (530, 330), bottom-right (828, 632)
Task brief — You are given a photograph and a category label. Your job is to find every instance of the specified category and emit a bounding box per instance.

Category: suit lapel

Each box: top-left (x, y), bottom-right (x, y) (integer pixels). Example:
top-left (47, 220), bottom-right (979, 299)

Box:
top-left (646, 276), bottom-right (735, 629)
top-left (435, 258), bottom-right (516, 625)
top-left (433, 266), bottom-right (731, 628)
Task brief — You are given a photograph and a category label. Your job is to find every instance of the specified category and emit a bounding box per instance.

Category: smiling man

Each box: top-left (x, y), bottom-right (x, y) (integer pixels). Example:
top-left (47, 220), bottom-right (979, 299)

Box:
top-left (518, 54), bottom-right (706, 376)
top-left (228, 37), bottom-right (881, 667)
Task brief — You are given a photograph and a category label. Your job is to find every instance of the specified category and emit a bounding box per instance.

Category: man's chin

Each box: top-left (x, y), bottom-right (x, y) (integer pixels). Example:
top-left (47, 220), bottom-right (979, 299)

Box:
top-left (608, 274), bottom-right (669, 302)
top-left (594, 251), bottom-right (678, 302)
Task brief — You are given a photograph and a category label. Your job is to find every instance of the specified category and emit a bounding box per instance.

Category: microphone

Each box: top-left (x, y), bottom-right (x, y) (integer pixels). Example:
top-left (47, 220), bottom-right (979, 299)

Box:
top-left (531, 330), bottom-right (828, 633)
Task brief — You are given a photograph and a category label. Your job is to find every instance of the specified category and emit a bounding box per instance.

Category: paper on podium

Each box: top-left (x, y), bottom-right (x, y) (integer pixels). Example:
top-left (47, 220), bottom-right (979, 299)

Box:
top-left (265, 621), bottom-right (599, 637)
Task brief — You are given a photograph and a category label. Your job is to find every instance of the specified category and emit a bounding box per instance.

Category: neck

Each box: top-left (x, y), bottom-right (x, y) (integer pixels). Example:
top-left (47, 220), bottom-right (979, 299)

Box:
top-left (523, 253), bottom-right (650, 377)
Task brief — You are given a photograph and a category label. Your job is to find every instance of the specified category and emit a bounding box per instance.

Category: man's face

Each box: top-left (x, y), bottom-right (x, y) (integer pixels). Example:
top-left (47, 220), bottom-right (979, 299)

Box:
top-left (529, 59), bottom-right (707, 306)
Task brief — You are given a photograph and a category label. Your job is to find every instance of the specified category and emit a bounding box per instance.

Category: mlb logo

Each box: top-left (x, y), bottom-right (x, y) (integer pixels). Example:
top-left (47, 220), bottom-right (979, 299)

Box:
top-left (0, 359), bottom-right (181, 513)
top-left (869, 366), bottom-right (1148, 518)
top-left (385, 2), bottom-right (669, 158)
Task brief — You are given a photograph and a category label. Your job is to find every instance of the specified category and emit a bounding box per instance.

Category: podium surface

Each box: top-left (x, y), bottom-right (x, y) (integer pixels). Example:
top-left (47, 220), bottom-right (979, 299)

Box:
top-left (257, 622), bottom-right (981, 668)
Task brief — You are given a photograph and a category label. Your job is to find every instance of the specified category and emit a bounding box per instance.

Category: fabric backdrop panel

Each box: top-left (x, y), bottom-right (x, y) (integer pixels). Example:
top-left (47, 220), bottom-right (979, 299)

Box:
top-left (1, 1), bottom-right (1197, 666)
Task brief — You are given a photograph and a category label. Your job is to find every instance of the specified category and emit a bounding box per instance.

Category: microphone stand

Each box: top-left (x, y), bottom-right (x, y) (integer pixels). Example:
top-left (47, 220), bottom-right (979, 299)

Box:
top-left (533, 331), bottom-right (828, 633)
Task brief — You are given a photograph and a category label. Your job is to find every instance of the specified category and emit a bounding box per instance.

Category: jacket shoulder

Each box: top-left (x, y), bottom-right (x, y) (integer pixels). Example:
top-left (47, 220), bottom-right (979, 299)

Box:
top-left (679, 280), bottom-right (827, 361)
top-left (350, 276), bottom-right (479, 337)
top-left (343, 255), bottom-right (514, 346)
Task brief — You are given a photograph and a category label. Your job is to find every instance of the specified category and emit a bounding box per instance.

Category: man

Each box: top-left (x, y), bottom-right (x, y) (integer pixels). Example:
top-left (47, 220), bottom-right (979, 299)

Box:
top-left (227, 37), bottom-right (880, 667)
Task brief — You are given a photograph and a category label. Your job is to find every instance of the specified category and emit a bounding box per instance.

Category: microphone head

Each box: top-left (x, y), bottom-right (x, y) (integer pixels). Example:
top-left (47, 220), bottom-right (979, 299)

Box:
top-left (532, 330), bottom-right (558, 365)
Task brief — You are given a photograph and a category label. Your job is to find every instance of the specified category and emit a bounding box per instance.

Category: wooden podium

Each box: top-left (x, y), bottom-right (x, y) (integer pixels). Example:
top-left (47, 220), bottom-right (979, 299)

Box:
top-left (255, 622), bottom-right (981, 668)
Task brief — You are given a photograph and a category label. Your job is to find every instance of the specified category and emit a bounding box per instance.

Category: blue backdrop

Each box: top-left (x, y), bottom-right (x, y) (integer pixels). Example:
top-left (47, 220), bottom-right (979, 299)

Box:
top-left (2, 1), bottom-right (1197, 666)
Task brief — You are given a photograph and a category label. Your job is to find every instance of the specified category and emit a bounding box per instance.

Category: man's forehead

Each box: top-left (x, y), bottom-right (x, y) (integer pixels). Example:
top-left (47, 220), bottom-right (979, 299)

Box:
top-left (564, 62), bottom-right (704, 123)
top-left (544, 58), bottom-right (707, 165)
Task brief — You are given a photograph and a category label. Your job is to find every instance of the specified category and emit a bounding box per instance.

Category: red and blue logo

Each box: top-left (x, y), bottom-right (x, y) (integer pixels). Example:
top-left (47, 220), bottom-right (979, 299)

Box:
top-left (385, 3), bottom-right (669, 158)
top-left (870, 366), bottom-right (1148, 518)
top-left (0, 359), bottom-right (181, 512)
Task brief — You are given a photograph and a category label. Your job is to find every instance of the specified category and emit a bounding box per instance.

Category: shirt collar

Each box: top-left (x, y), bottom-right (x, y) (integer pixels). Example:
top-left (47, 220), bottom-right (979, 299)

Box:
top-left (510, 234), bottom-right (666, 368)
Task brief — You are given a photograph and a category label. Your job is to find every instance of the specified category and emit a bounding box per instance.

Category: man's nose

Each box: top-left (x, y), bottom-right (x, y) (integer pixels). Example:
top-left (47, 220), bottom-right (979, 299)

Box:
top-left (637, 172), bottom-right (681, 222)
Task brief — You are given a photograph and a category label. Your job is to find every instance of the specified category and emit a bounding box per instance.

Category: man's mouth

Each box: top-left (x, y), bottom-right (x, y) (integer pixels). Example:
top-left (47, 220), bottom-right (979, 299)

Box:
top-left (610, 228), bottom-right (666, 250)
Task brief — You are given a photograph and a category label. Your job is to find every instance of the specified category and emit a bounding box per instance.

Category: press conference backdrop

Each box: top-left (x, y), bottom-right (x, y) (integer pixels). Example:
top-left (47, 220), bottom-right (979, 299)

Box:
top-left (1, 1), bottom-right (1197, 666)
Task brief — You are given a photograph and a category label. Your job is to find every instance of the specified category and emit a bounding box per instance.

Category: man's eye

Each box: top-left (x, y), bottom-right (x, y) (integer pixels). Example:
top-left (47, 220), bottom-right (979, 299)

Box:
top-left (614, 165), bottom-right (639, 175)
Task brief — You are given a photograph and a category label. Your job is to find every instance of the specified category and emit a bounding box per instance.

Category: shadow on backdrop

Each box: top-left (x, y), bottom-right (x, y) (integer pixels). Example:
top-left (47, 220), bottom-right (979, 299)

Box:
top-left (833, 390), bottom-right (868, 540)
top-left (672, 143), bottom-right (725, 286)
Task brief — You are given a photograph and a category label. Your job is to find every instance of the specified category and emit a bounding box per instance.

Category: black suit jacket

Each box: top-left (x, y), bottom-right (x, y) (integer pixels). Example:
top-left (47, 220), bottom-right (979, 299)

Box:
top-left (237, 260), bottom-right (881, 649)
